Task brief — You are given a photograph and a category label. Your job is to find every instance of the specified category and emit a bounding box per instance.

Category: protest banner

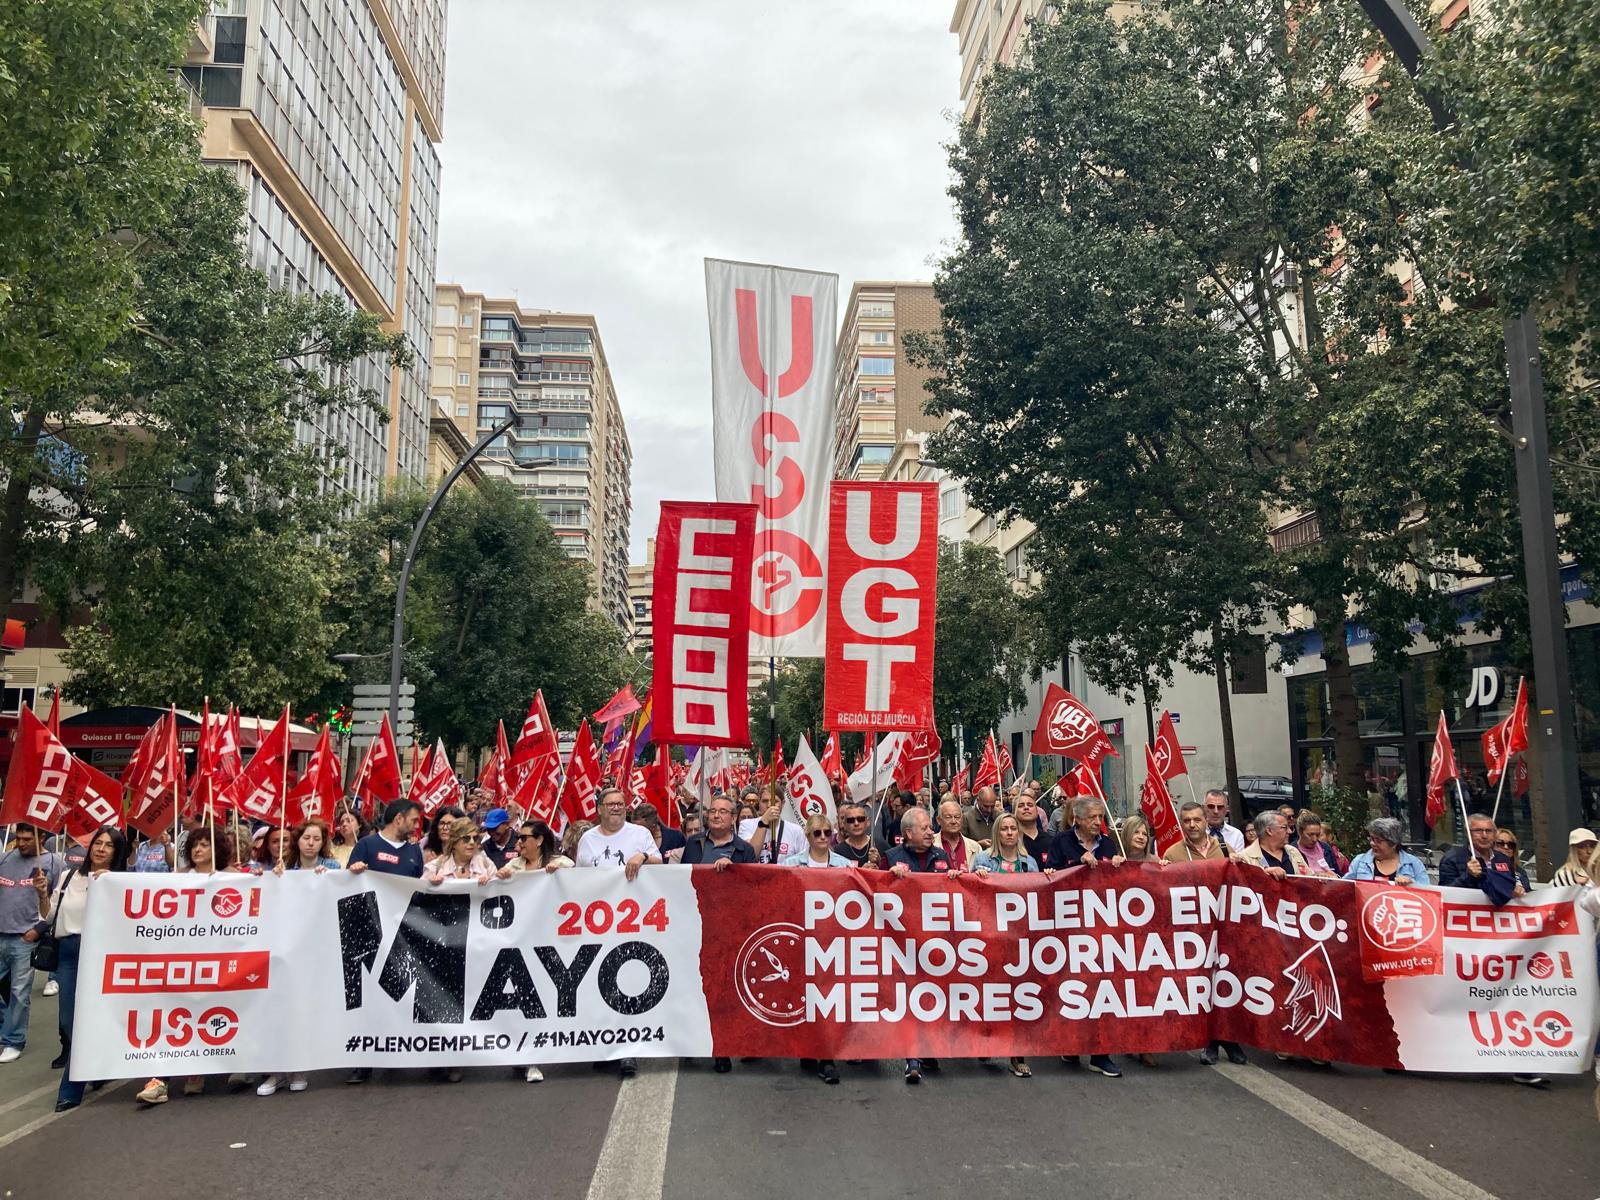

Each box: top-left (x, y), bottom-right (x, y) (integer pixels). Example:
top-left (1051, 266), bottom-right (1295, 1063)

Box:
top-left (71, 864), bottom-right (1595, 1078)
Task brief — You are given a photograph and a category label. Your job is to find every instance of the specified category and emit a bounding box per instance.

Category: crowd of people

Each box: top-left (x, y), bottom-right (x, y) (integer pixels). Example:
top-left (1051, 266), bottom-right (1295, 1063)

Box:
top-left (2, 774), bottom-right (1596, 1111)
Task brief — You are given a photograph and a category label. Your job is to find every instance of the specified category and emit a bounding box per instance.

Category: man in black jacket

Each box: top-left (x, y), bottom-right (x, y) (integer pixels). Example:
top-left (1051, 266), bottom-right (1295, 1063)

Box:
top-left (1438, 811), bottom-right (1522, 905)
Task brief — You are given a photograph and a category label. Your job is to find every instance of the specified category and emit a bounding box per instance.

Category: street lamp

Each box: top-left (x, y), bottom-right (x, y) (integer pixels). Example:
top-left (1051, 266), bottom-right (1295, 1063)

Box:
top-left (388, 409), bottom-right (536, 733)
top-left (1355, 0), bottom-right (1582, 871)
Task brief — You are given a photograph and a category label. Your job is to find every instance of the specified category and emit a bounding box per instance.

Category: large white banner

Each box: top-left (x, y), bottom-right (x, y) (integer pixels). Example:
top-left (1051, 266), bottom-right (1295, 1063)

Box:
top-left (706, 258), bottom-right (838, 657)
top-left (70, 867), bottom-right (1597, 1077)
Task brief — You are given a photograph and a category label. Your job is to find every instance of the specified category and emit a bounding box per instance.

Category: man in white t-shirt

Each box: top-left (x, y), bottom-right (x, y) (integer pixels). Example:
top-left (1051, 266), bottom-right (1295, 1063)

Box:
top-left (576, 788), bottom-right (661, 879)
top-left (739, 789), bottom-right (803, 864)
top-left (576, 787), bottom-right (661, 1080)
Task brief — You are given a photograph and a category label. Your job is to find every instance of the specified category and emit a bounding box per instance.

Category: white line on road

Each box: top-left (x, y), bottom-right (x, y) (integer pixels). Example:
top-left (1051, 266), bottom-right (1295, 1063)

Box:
top-left (0, 1082), bottom-right (60, 1119)
top-left (0, 1079), bottom-right (128, 1153)
top-left (586, 1062), bottom-right (679, 1200)
top-left (1215, 1064), bottom-right (1499, 1200)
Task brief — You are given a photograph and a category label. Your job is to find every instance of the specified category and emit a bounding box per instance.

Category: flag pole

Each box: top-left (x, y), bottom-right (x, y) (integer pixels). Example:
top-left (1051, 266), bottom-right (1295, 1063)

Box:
top-left (278, 709), bottom-right (289, 868)
top-left (1488, 760), bottom-right (1511, 827)
top-left (1454, 776), bottom-right (1474, 861)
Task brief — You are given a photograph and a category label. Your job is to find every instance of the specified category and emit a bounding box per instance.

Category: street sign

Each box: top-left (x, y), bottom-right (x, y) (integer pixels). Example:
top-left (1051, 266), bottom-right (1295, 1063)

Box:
top-left (350, 733), bottom-right (413, 751)
top-left (353, 682), bottom-right (414, 699)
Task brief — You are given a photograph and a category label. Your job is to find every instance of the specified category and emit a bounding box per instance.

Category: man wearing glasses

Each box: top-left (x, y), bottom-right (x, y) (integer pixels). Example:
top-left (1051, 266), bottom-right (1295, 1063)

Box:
top-left (832, 802), bottom-right (883, 868)
top-left (1438, 812), bottom-right (1523, 904)
top-left (680, 796), bottom-right (756, 870)
top-left (1202, 789), bottom-right (1246, 853)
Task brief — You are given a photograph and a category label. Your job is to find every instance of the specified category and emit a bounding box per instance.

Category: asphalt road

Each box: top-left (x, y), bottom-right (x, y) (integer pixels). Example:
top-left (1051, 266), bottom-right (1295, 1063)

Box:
top-left (2, 980), bottom-right (1597, 1200)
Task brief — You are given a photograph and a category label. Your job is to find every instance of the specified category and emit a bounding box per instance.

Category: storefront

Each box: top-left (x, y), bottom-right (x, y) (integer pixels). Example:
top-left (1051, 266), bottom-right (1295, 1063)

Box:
top-left (1284, 616), bottom-right (1600, 851)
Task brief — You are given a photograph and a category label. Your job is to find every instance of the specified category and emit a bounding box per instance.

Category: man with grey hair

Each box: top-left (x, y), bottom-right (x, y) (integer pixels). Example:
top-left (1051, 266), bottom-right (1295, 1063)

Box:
top-left (1203, 789), bottom-right (1246, 852)
top-left (1047, 796), bottom-right (1125, 872)
top-left (962, 785), bottom-right (1004, 846)
top-left (1240, 810), bottom-right (1308, 879)
top-left (886, 807), bottom-right (949, 1084)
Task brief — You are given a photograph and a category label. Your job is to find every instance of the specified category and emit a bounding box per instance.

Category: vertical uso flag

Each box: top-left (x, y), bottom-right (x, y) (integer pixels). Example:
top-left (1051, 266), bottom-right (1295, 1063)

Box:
top-left (652, 500), bottom-right (759, 747)
top-left (823, 481), bottom-right (938, 732)
top-left (706, 259), bottom-right (837, 658)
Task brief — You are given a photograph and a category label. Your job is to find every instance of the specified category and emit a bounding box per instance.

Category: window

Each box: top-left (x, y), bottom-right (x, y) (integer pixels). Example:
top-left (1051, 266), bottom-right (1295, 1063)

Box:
top-left (457, 372), bottom-right (471, 386)
top-left (860, 418), bottom-right (895, 436)
top-left (859, 301), bottom-right (894, 319)
top-left (433, 333), bottom-right (455, 357)
top-left (430, 364), bottom-right (452, 387)
top-left (1231, 636), bottom-right (1269, 695)
top-left (0, 687), bottom-right (37, 717)
top-left (861, 330), bottom-right (894, 346)
top-left (940, 485), bottom-right (965, 518)
top-left (1005, 541), bottom-right (1034, 580)
top-left (461, 312), bottom-right (474, 327)
top-left (213, 15), bottom-right (247, 63)
top-left (455, 404), bottom-right (469, 418)
top-left (181, 64), bottom-right (243, 106)
top-left (436, 303), bottom-right (457, 327)
top-left (858, 357), bottom-right (894, 375)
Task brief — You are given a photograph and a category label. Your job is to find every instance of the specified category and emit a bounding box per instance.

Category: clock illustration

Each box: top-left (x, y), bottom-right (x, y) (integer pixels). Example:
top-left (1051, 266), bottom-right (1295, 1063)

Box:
top-left (734, 923), bottom-right (807, 1027)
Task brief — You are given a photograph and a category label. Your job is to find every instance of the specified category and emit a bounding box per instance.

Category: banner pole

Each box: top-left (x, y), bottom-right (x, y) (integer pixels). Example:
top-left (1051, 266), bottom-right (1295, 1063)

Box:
top-left (278, 714), bottom-right (289, 869)
top-left (1454, 776), bottom-right (1474, 862)
top-left (869, 733), bottom-right (883, 841)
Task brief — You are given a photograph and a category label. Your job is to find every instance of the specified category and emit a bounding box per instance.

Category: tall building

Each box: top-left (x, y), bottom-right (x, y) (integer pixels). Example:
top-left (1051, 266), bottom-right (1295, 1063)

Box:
top-left (431, 285), bottom-right (634, 631)
top-left (951, 2), bottom-right (1147, 121)
top-left (183, 0), bottom-right (448, 506)
top-left (628, 538), bottom-right (655, 654)
top-left (831, 282), bottom-right (944, 482)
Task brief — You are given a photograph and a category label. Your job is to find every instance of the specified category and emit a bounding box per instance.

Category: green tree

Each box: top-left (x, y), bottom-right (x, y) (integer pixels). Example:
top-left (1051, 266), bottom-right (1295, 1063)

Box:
top-left (54, 168), bottom-right (406, 712)
top-left (326, 481), bottom-right (631, 759)
top-left (919, 0), bottom-right (1598, 800)
top-left (0, 0), bottom-right (210, 610)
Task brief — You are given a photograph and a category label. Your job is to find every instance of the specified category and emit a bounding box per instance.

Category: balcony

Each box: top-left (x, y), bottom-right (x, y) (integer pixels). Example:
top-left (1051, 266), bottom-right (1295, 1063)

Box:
top-left (1270, 511), bottom-right (1322, 552)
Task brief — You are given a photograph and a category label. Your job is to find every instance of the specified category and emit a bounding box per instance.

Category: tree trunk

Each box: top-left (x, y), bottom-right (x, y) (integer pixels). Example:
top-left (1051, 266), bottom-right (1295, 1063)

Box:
top-left (1211, 620), bottom-right (1243, 826)
top-left (1318, 610), bottom-right (1367, 794)
top-left (0, 405), bottom-right (48, 616)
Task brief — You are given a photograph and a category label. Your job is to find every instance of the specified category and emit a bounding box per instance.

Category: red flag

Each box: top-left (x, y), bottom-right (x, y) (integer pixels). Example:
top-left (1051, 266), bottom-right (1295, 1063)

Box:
top-left (996, 740), bottom-right (1014, 782)
top-left (1139, 744), bottom-right (1182, 854)
top-left (766, 740), bottom-right (785, 791)
top-left (593, 684), bottom-right (642, 726)
top-left (407, 741), bottom-right (434, 803)
top-left (645, 745), bottom-right (679, 828)
top-left (0, 706), bottom-right (73, 830)
top-left (973, 732), bottom-right (1001, 791)
top-left (349, 712), bottom-right (403, 813)
top-left (1032, 683), bottom-right (1117, 761)
top-left (893, 725), bottom-right (941, 791)
top-left (652, 501), bottom-right (759, 747)
top-left (495, 720), bottom-right (514, 799)
top-left (219, 704), bottom-right (294, 825)
top-left (44, 690), bottom-right (59, 736)
top-left (953, 760), bottom-right (971, 795)
top-left (1513, 756), bottom-right (1529, 798)
top-left (476, 745), bottom-right (503, 801)
top-left (557, 721), bottom-right (602, 825)
top-left (127, 709), bottom-right (184, 838)
top-left (607, 724), bottom-right (635, 786)
top-left (1152, 710), bottom-right (1185, 780)
top-left (820, 731), bottom-right (842, 781)
top-left (414, 740), bottom-right (464, 819)
top-left (64, 758), bottom-right (124, 845)
top-left (512, 691), bottom-right (558, 773)
top-left (1482, 678), bottom-right (1529, 785)
top-left (1425, 711), bottom-right (1459, 829)
top-left (1064, 759), bottom-right (1105, 803)
top-left (287, 723), bottom-right (344, 825)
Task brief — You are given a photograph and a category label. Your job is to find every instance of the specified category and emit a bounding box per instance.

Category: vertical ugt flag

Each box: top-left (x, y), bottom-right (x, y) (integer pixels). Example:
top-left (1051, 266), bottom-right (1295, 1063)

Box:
top-left (706, 259), bottom-right (838, 657)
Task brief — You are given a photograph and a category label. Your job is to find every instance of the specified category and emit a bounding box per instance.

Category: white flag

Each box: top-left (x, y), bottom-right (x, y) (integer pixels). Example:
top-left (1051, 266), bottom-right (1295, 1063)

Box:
top-left (706, 258), bottom-right (838, 657)
top-left (847, 733), bottom-right (906, 804)
top-left (784, 735), bottom-right (836, 827)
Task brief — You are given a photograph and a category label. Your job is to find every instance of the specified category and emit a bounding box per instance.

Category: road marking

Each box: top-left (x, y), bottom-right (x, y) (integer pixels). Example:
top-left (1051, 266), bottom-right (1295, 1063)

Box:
top-left (0, 1079), bottom-right (127, 1152)
top-left (1215, 1064), bottom-right (1499, 1200)
top-left (0, 1082), bottom-right (59, 1119)
top-left (586, 1062), bottom-right (678, 1200)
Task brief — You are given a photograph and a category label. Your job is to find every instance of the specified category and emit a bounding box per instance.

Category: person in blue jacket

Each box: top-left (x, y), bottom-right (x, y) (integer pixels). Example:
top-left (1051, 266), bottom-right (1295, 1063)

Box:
top-left (1438, 811), bottom-right (1522, 906)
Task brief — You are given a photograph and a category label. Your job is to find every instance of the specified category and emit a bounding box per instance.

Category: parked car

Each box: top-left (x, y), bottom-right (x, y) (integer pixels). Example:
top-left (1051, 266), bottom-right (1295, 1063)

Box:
top-left (1238, 775), bottom-right (1295, 819)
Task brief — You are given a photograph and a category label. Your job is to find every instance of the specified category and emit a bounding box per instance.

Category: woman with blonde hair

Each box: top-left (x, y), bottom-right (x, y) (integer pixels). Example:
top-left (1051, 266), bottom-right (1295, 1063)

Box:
top-left (1552, 829), bottom-right (1598, 886)
top-left (424, 820), bottom-right (498, 885)
top-left (783, 814), bottom-right (851, 868)
top-left (1119, 815), bottom-right (1165, 865)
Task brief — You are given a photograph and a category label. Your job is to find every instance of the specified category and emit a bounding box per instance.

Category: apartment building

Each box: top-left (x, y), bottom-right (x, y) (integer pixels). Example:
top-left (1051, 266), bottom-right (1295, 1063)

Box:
top-left (430, 285), bottom-right (634, 633)
top-left (628, 538), bottom-right (655, 654)
top-left (830, 282), bottom-right (944, 482)
top-left (182, 0), bottom-right (448, 506)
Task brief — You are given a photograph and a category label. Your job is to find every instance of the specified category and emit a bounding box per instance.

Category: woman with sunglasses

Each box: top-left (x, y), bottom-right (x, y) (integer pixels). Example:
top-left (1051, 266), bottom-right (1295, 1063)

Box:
top-left (51, 827), bottom-right (130, 1111)
top-left (784, 815), bottom-right (852, 868)
top-left (1494, 828), bottom-right (1532, 891)
top-left (973, 813), bottom-right (1039, 1078)
top-left (499, 820), bottom-right (572, 877)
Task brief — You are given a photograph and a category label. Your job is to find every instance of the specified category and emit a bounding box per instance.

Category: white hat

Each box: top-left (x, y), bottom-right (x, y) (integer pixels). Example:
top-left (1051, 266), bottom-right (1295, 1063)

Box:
top-left (1569, 828), bottom-right (1598, 846)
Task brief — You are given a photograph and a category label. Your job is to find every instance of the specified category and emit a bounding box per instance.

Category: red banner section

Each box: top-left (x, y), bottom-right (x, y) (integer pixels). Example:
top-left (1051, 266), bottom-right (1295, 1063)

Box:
top-left (823, 481), bottom-right (938, 732)
top-left (653, 501), bottom-right (759, 747)
top-left (693, 862), bottom-right (1594, 1068)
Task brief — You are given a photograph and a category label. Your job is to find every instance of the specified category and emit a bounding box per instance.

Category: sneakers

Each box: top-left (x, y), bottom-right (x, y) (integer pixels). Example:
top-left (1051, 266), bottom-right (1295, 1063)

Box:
top-left (51, 1049), bottom-right (68, 1069)
top-left (183, 1077), bottom-right (205, 1096)
top-left (618, 1058), bottom-right (637, 1079)
top-left (42, 979), bottom-right (59, 997)
top-left (1512, 1073), bottom-right (1550, 1088)
top-left (345, 1067), bottom-right (370, 1085)
top-left (1199, 1045), bottom-right (1219, 1066)
top-left (0, 1047), bottom-right (21, 1064)
top-left (136, 1078), bottom-right (169, 1105)
top-left (818, 1061), bottom-right (839, 1085)
top-left (287, 1074), bottom-right (308, 1093)
top-left (1087, 1055), bottom-right (1122, 1078)
top-left (256, 1075), bottom-right (281, 1097)
top-left (1224, 1044), bottom-right (1249, 1066)
top-left (904, 1058), bottom-right (922, 1084)
top-left (445, 1067), bottom-right (463, 1083)
top-left (524, 1066), bottom-right (543, 1083)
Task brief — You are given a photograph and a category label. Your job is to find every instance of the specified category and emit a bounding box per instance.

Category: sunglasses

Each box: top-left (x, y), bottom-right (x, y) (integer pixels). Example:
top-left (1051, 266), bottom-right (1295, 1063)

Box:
top-left (841, 816), bottom-right (866, 824)
top-left (810, 829), bottom-right (833, 838)
top-left (516, 833), bottom-right (541, 842)
top-left (1494, 839), bottom-right (1516, 848)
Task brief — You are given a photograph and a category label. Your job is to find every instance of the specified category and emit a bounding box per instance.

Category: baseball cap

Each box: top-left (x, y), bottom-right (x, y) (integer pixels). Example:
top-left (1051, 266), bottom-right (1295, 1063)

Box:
top-left (1568, 827), bottom-right (1598, 845)
top-left (483, 808), bottom-right (511, 830)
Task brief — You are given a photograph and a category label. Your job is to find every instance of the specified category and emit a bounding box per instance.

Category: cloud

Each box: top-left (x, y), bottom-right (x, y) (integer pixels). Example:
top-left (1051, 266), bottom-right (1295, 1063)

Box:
top-left (436, 0), bottom-right (960, 559)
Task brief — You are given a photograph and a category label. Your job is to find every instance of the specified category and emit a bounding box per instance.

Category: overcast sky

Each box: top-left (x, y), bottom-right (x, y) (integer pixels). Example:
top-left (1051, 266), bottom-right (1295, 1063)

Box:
top-left (436, 1), bottom-right (961, 561)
